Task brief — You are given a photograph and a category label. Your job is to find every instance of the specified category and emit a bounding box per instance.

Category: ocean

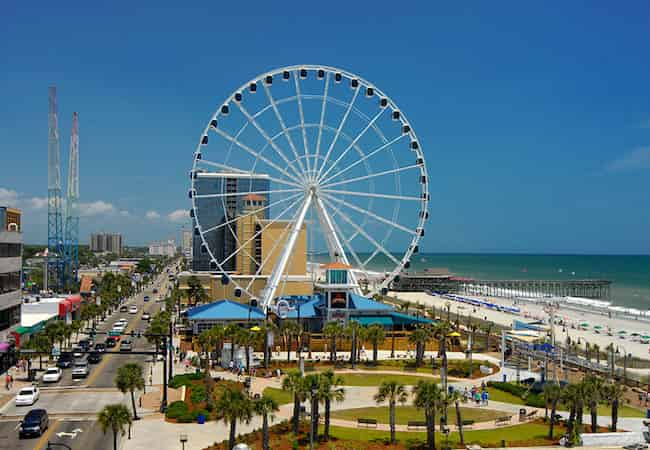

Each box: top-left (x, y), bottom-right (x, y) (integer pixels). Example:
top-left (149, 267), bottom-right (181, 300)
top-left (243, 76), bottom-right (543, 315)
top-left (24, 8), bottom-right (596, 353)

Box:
top-left (311, 253), bottom-right (650, 310)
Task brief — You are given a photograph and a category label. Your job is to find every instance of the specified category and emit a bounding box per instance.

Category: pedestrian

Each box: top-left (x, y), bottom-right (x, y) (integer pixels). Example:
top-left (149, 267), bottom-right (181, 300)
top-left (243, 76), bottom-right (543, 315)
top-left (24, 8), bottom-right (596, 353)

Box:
top-left (9, 374), bottom-right (13, 389)
top-left (5, 374), bottom-right (9, 390)
top-left (149, 373), bottom-right (153, 386)
top-left (481, 390), bottom-right (488, 405)
top-left (474, 391), bottom-right (481, 405)
top-left (229, 360), bottom-right (234, 372)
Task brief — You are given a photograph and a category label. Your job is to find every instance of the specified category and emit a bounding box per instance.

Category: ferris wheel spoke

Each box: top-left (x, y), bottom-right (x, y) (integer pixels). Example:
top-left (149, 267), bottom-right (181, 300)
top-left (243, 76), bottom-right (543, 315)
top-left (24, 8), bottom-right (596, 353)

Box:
top-left (194, 188), bottom-right (302, 200)
top-left (321, 164), bottom-right (422, 190)
top-left (201, 192), bottom-right (303, 234)
top-left (234, 102), bottom-right (306, 182)
top-left (211, 127), bottom-right (304, 183)
top-left (320, 196), bottom-right (402, 267)
top-left (321, 188), bottom-right (423, 202)
top-left (363, 248), bottom-right (381, 267)
top-left (320, 193), bottom-right (417, 236)
top-left (197, 159), bottom-right (303, 189)
top-left (262, 83), bottom-right (308, 176)
top-left (313, 71), bottom-right (330, 176)
top-left (219, 195), bottom-right (304, 268)
top-left (293, 72), bottom-right (311, 175)
top-left (319, 134), bottom-right (407, 186)
top-left (318, 108), bottom-right (386, 183)
top-left (326, 198), bottom-right (370, 278)
top-left (316, 86), bottom-right (361, 180)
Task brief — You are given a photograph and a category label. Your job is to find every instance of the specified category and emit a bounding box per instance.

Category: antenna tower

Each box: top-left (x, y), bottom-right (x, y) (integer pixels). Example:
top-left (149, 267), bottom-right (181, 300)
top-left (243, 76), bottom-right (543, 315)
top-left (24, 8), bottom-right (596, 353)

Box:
top-left (47, 87), bottom-right (64, 291)
top-left (64, 112), bottom-right (80, 286)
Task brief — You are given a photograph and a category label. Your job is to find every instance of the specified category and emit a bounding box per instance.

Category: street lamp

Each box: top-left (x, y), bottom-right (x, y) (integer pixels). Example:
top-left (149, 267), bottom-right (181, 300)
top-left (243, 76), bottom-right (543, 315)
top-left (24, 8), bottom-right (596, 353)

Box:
top-left (309, 377), bottom-right (318, 450)
top-left (179, 434), bottom-right (188, 450)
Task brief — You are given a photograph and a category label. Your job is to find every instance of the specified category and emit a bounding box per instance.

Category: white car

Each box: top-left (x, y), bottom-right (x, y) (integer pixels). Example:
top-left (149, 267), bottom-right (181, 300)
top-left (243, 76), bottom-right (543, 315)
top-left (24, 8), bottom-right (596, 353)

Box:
top-left (15, 386), bottom-right (39, 406)
top-left (41, 367), bottom-right (63, 383)
top-left (72, 361), bottom-right (89, 379)
top-left (129, 306), bottom-right (138, 314)
top-left (142, 313), bottom-right (151, 321)
top-left (112, 323), bottom-right (127, 332)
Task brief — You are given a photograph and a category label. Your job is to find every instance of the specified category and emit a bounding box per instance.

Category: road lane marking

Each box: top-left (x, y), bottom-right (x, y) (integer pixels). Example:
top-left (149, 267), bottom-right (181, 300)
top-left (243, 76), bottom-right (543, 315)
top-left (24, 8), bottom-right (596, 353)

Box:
top-left (34, 419), bottom-right (59, 450)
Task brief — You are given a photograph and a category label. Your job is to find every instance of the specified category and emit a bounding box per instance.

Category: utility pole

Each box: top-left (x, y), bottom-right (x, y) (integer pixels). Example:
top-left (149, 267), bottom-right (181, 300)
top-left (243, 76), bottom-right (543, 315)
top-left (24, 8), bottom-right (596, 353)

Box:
top-left (161, 336), bottom-right (168, 412)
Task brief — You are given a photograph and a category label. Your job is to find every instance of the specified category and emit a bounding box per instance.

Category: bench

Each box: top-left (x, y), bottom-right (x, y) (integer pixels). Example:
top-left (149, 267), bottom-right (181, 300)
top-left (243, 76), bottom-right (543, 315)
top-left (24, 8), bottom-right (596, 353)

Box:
top-left (407, 420), bottom-right (427, 430)
top-left (460, 419), bottom-right (475, 429)
top-left (495, 416), bottom-right (512, 426)
top-left (525, 410), bottom-right (537, 420)
top-left (357, 418), bottom-right (378, 428)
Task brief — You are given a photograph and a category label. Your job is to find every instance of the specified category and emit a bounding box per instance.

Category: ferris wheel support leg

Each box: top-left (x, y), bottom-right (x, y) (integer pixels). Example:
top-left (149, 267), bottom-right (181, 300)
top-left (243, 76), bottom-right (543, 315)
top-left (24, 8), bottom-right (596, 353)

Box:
top-left (313, 195), bottom-right (361, 295)
top-left (261, 193), bottom-right (313, 312)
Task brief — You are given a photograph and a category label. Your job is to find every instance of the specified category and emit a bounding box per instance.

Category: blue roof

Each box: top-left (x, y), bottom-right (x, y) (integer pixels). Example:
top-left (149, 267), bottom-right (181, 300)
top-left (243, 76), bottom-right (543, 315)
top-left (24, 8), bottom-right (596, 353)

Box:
top-left (284, 297), bottom-right (321, 319)
top-left (352, 316), bottom-right (393, 326)
top-left (186, 299), bottom-right (266, 321)
top-left (348, 293), bottom-right (394, 312)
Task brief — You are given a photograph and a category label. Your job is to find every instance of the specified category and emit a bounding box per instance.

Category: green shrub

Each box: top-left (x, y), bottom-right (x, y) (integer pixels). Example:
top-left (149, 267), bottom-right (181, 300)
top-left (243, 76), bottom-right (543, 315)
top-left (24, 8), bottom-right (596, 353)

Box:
top-left (166, 401), bottom-right (189, 419)
top-left (169, 372), bottom-right (203, 388)
top-left (190, 384), bottom-right (207, 404)
top-left (177, 413), bottom-right (195, 423)
top-left (487, 381), bottom-right (527, 398)
top-left (524, 393), bottom-right (545, 408)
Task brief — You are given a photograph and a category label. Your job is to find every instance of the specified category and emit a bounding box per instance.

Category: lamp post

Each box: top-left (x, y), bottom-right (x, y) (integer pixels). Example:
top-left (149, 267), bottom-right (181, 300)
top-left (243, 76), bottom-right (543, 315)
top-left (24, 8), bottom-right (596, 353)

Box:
top-left (179, 434), bottom-right (188, 450)
top-left (309, 377), bottom-right (318, 450)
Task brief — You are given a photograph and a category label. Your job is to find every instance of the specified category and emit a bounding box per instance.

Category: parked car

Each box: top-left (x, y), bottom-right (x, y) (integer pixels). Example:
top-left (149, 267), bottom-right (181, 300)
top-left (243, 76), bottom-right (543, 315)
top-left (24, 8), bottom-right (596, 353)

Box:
top-left (119, 306), bottom-right (128, 313)
top-left (18, 409), bottom-right (48, 438)
top-left (15, 387), bottom-right (40, 406)
top-left (94, 343), bottom-right (106, 352)
top-left (142, 313), bottom-right (151, 321)
top-left (41, 367), bottom-right (62, 383)
top-left (112, 323), bottom-right (126, 333)
top-left (129, 306), bottom-right (138, 314)
top-left (56, 353), bottom-right (74, 369)
top-left (88, 352), bottom-right (102, 364)
top-left (71, 361), bottom-right (89, 379)
top-left (120, 339), bottom-right (133, 352)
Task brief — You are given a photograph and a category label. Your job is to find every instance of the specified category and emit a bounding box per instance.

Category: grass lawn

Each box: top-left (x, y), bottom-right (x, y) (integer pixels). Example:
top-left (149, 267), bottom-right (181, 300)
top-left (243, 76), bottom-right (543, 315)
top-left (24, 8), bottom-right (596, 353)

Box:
top-left (337, 373), bottom-right (438, 386)
top-left (327, 422), bottom-right (557, 447)
top-left (262, 387), bottom-right (293, 405)
top-left (330, 405), bottom-right (503, 425)
top-left (486, 387), bottom-right (526, 405)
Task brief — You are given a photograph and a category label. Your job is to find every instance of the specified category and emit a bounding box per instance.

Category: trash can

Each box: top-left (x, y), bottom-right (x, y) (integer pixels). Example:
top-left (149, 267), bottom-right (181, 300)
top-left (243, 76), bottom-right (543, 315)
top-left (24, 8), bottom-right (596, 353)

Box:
top-left (197, 414), bottom-right (205, 424)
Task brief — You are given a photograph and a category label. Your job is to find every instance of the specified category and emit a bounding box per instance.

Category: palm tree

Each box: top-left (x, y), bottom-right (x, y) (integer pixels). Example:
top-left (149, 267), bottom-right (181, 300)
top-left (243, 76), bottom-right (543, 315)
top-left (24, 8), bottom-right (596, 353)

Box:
top-left (593, 343), bottom-right (601, 365)
top-left (561, 383), bottom-right (582, 446)
top-left (603, 381), bottom-right (626, 431)
top-left (319, 370), bottom-right (345, 441)
top-left (482, 322), bottom-right (494, 352)
top-left (216, 386), bottom-right (253, 450)
top-left (449, 390), bottom-right (465, 447)
top-left (583, 375), bottom-right (603, 432)
top-left (408, 327), bottom-right (429, 367)
top-left (260, 321), bottom-right (277, 369)
top-left (432, 321), bottom-right (454, 394)
top-left (115, 363), bottom-right (145, 420)
top-left (254, 395), bottom-right (279, 450)
top-left (238, 327), bottom-right (260, 371)
top-left (281, 321), bottom-right (300, 363)
top-left (282, 369), bottom-right (306, 434)
top-left (346, 320), bottom-right (362, 368)
top-left (413, 380), bottom-right (443, 450)
top-left (585, 342), bottom-right (591, 362)
top-left (364, 324), bottom-right (385, 364)
top-left (198, 328), bottom-right (215, 372)
top-left (374, 380), bottom-right (408, 444)
top-left (322, 321), bottom-right (344, 362)
top-left (24, 333), bottom-right (50, 370)
top-left (543, 382), bottom-right (562, 439)
top-left (98, 404), bottom-right (132, 450)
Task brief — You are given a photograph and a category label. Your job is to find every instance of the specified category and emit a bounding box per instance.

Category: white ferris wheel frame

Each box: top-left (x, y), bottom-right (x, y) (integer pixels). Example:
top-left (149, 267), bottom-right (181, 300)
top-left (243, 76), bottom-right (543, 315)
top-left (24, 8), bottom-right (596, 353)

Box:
top-left (190, 65), bottom-right (430, 312)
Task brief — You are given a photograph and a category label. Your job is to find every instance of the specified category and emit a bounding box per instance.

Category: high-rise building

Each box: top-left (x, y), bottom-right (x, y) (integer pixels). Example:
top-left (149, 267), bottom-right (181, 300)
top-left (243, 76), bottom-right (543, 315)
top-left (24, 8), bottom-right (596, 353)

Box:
top-left (191, 172), bottom-right (270, 272)
top-left (148, 240), bottom-right (176, 257)
top-left (181, 229), bottom-right (192, 262)
top-left (90, 233), bottom-right (123, 255)
top-left (0, 207), bottom-right (22, 339)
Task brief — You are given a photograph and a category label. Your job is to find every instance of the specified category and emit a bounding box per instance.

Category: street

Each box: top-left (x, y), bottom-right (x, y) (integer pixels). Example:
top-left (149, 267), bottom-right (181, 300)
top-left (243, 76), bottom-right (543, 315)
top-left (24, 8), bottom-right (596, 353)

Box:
top-left (0, 267), bottom-right (175, 450)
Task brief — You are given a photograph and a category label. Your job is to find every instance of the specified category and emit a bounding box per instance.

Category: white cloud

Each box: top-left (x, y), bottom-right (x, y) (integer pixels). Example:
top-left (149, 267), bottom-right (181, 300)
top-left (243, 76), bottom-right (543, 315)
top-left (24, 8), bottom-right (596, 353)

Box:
top-left (145, 210), bottom-right (161, 220)
top-left (119, 210), bottom-right (130, 217)
top-left (80, 200), bottom-right (116, 216)
top-left (607, 146), bottom-right (650, 171)
top-left (0, 188), bottom-right (19, 206)
top-left (28, 197), bottom-right (48, 210)
top-left (167, 209), bottom-right (188, 223)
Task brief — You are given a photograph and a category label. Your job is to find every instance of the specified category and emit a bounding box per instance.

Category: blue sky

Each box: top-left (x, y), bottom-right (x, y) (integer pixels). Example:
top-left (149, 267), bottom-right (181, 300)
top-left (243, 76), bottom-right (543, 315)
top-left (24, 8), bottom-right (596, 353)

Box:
top-left (1, 1), bottom-right (649, 253)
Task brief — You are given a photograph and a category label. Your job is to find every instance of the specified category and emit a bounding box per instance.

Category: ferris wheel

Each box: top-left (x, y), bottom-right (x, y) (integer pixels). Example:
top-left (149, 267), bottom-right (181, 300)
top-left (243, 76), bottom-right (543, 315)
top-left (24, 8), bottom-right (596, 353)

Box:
top-left (190, 65), bottom-right (429, 311)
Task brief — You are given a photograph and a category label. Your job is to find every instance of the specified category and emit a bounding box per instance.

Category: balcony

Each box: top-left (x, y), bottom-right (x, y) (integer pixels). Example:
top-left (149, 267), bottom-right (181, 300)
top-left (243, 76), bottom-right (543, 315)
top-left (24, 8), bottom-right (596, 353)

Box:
top-left (0, 290), bottom-right (20, 311)
top-left (0, 257), bottom-right (20, 274)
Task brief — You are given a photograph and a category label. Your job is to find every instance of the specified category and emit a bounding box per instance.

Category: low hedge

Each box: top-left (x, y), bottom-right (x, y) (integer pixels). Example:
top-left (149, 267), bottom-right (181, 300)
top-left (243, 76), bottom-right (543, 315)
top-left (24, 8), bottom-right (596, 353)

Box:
top-left (166, 401), bottom-right (189, 419)
top-left (189, 384), bottom-right (207, 404)
top-left (487, 381), bottom-right (546, 408)
top-left (169, 372), bottom-right (204, 388)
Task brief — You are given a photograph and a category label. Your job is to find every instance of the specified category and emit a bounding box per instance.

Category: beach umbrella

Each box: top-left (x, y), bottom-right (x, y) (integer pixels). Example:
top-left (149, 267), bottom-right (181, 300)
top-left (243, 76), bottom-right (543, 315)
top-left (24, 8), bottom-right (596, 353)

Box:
top-left (631, 332), bottom-right (640, 337)
top-left (618, 330), bottom-right (627, 334)
top-left (448, 331), bottom-right (461, 337)
top-left (580, 322), bottom-right (589, 327)
top-left (593, 325), bottom-right (603, 329)
top-left (642, 335), bottom-right (650, 340)
top-left (250, 326), bottom-right (261, 332)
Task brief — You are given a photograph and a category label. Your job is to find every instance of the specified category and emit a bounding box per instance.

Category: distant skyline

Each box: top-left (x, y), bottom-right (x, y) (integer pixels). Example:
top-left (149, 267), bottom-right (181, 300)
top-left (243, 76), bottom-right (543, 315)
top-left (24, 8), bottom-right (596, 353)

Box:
top-left (2, 2), bottom-right (650, 253)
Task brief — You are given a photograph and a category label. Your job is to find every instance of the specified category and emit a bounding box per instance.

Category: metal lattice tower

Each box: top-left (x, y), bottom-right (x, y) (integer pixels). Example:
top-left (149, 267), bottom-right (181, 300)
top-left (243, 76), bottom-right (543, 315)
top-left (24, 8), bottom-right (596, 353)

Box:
top-left (47, 86), bottom-right (64, 291)
top-left (64, 112), bottom-right (80, 286)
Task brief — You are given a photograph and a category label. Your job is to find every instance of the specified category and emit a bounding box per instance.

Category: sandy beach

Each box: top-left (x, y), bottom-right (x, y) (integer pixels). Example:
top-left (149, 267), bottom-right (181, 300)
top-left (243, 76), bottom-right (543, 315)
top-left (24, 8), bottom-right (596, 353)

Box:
top-left (391, 291), bottom-right (650, 364)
